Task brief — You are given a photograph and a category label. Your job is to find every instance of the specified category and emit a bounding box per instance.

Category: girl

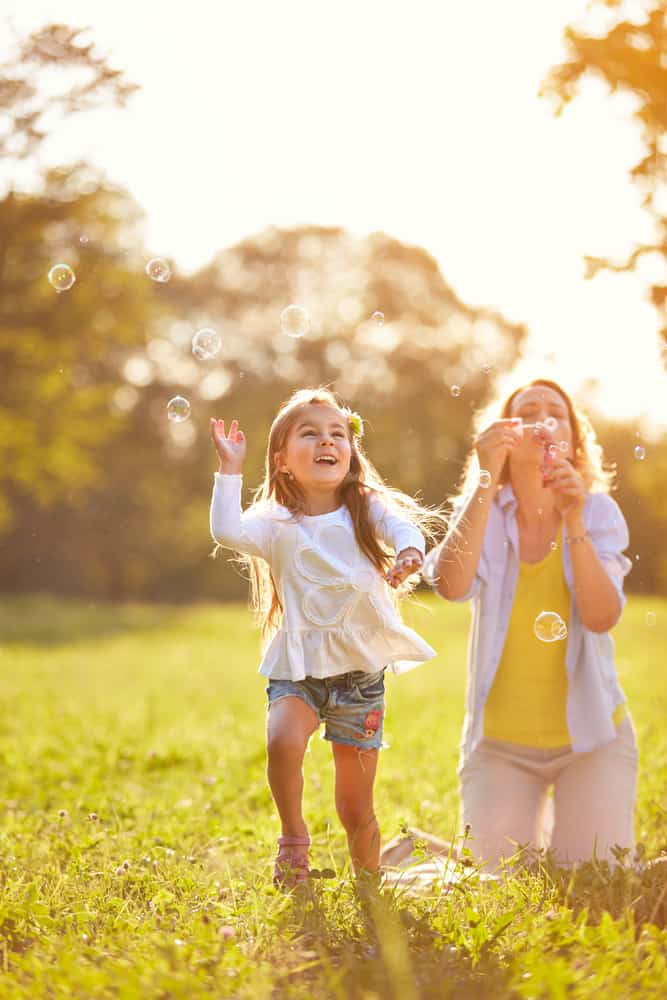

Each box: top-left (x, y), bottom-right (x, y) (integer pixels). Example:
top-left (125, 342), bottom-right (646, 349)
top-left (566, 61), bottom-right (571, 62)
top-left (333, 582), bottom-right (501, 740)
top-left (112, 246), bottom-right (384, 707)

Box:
top-left (209, 388), bottom-right (442, 886)
top-left (423, 378), bottom-right (637, 869)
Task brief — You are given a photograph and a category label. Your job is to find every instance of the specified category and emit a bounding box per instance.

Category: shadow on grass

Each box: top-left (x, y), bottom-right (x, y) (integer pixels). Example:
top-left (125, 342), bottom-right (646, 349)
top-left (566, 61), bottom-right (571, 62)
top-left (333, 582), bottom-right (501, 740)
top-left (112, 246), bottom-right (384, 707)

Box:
top-left (0, 594), bottom-right (179, 646)
top-left (276, 877), bottom-right (516, 1000)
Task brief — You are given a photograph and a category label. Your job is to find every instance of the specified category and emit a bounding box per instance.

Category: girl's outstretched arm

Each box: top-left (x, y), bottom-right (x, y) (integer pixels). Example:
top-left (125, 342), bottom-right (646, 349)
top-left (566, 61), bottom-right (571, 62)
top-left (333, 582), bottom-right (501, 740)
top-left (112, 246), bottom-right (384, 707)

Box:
top-left (209, 418), bottom-right (273, 560)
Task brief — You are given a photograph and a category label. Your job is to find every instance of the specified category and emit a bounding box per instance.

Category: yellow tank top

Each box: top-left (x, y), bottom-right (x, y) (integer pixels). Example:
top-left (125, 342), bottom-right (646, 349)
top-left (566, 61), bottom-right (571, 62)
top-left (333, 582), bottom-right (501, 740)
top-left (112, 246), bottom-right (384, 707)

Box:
top-left (484, 532), bottom-right (625, 747)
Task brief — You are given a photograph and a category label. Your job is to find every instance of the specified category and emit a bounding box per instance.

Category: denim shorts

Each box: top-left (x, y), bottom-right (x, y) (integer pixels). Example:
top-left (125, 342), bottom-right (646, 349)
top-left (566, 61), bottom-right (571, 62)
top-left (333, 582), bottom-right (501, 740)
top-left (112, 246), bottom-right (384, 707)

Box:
top-left (266, 669), bottom-right (386, 750)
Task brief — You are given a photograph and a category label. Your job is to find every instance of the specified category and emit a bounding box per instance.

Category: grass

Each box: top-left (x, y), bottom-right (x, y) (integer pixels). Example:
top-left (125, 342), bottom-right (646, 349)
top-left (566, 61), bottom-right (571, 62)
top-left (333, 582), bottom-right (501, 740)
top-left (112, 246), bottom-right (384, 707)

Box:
top-left (0, 592), bottom-right (665, 998)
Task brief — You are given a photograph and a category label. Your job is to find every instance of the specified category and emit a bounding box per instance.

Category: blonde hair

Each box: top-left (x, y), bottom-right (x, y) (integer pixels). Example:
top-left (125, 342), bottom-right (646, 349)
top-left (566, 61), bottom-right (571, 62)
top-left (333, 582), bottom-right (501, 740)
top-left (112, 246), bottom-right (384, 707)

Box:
top-left (219, 387), bottom-right (446, 644)
top-left (456, 377), bottom-right (615, 503)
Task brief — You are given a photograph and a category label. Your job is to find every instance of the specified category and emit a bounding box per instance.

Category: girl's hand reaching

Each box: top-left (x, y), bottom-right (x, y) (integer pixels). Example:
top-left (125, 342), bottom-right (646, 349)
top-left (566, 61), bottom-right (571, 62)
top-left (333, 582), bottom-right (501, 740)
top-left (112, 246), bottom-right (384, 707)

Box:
top-left (385, 547), bottom-right (424, 589)
top-left (210, 418), bottom-right (247, 474)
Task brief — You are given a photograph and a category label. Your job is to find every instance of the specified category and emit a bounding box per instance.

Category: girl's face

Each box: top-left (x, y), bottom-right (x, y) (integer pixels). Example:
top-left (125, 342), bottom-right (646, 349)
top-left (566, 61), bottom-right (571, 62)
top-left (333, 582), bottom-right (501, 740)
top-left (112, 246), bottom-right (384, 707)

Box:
top-left (509, 385), bottom-right (574, 462)
top-left (275, 403), bottom-right (352, 495)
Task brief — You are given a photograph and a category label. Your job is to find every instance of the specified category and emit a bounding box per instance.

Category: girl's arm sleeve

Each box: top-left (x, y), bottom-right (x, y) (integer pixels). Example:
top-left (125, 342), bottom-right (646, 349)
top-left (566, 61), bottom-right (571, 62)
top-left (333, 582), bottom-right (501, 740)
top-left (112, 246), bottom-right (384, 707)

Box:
top-left (209, 473), bottom-right (274, 561)
top-left (367, 493), bottom-right (426, 557)
top-left (588, 494), bottom-right (632, 609)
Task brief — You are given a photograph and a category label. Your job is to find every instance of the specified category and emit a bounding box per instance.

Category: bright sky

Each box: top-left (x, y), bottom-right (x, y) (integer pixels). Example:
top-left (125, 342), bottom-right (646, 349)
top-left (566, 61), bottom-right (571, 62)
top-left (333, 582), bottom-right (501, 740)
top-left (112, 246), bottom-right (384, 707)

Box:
top-left (5, 0), bottom-right (667, 434)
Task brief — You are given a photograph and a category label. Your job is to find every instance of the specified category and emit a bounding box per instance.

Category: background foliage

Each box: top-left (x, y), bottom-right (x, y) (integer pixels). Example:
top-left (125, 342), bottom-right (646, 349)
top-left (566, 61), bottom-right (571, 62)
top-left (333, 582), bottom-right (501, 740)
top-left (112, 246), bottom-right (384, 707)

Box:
top-left (2, 14), bottom-right (666, 602)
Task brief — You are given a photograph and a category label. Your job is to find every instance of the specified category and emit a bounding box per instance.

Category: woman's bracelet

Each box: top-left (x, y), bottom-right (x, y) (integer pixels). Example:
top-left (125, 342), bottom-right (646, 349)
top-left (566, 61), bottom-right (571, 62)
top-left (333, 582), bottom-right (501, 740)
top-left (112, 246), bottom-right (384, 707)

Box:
top-left (567, 533), bottom-right (591, 545)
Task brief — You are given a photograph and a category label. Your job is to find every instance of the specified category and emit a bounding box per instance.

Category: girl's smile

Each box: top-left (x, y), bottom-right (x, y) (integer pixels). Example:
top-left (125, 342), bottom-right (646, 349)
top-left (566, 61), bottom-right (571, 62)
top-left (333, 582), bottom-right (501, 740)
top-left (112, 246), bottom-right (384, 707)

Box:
top-left (276, 403), bottom-right (352, 503)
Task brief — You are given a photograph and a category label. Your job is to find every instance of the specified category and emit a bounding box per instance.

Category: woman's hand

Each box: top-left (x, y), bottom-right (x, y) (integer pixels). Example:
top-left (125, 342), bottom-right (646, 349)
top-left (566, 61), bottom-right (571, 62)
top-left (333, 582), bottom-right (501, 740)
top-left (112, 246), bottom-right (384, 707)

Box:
top-left (385, 548), bottom-right (424, 589)
top-left (544, 454), bottom-right (586, 517)
top-left (473, 418), bottom-right (523, 482)
top-left (210, 418), bottom-right (247, 474)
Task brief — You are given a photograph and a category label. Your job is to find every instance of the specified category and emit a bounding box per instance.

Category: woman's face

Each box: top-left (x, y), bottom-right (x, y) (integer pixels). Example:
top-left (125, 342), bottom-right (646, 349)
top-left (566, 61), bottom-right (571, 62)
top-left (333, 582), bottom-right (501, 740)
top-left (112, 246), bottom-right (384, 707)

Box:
top-left (509, 385), bottom-right (574, 465)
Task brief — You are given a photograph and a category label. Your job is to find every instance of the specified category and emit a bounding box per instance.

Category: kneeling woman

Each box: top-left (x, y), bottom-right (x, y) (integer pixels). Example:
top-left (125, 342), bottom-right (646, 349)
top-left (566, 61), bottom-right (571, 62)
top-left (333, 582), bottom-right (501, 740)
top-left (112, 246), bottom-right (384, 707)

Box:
top-left (424, 378), bottom-right (637, 868)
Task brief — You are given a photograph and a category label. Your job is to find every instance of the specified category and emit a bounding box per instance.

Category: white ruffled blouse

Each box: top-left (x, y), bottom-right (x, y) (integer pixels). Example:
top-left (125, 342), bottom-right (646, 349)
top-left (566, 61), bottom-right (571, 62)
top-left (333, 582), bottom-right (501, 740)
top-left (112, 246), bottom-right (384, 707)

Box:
top-left (210, 474), bottom-right (436, 680)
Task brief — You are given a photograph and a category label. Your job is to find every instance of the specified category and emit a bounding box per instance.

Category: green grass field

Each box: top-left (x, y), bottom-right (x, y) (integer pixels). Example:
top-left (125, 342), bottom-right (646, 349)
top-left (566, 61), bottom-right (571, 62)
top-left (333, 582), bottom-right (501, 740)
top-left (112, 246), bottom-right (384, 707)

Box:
top-left (1, 593), bottom-right (666, 998)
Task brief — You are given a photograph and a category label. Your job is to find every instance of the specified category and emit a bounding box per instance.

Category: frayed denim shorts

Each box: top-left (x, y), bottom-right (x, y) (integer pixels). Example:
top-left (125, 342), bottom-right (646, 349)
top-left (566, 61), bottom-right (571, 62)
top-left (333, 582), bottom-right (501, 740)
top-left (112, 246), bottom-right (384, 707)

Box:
top-left (267, 669), bottom-right (386, 750)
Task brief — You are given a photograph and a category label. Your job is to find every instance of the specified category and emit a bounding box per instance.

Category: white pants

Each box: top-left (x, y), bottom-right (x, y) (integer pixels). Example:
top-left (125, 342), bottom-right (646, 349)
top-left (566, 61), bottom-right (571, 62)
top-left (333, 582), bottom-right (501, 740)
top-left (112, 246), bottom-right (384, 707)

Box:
top-left (460, 715), bottom-right (638, 868)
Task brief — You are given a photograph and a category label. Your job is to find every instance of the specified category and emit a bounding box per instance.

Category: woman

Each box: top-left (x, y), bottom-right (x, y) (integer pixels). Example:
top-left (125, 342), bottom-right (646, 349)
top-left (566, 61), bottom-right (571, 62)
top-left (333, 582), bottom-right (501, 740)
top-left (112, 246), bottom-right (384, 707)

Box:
top-left (422, 378), bottom-right (637, 869)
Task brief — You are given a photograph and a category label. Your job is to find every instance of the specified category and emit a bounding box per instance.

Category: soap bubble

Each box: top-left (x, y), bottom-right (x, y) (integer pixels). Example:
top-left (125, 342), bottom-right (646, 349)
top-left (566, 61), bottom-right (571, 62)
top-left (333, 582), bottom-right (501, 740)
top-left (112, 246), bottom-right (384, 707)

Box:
top-left (79, 235), bottom-right (89, 245)
top-left (167, 396), bottom-right (191, 422)
top-left (550, 541), bottom-right (558, 551)
top-left (371, 311), bottom-right (384, 325)
top-left (543, 416), bottom-right (558, 434)
top-left (48, 264), bottom-right (76, 292)
top-left (634, 445), bottom-right (645, 461)
top-left (280, 304), bottom-right (310, 339)
top-left (479, 470), bottom-right (492, 488)
top-left (192, 328), bottom-right (221, 360)
top-left (646, 611), bottom-right (656, 627)
top-left (534, 611), bottom-right (567, 643)
top-left (146, 258), bottom-right (172, 283)
top-left (482, 363), bottom-right (492, 374)
top-left (559, 440), bottom-right (569, 452)
top-left (547, 444), bottom-right (558, 458)
top-left (450, 385), bottom-right (461, 398)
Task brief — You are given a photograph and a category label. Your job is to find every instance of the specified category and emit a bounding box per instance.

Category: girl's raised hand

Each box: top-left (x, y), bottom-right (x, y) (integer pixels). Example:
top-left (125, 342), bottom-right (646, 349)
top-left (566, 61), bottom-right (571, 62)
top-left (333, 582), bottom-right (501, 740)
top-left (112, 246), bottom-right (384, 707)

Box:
top-left (385, 548), bottom-right (424, 589)
top-left (209, 418), bottom-right (247, 474)
top-left (473, 418), bottom-right (523, 482)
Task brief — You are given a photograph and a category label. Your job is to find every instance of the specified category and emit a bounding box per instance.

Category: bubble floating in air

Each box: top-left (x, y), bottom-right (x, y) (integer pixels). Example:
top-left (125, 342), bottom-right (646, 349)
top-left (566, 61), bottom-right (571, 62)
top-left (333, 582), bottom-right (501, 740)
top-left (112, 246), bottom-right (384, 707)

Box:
top-left (146, 258), bottom-right (172, 283)
top-left (634, 445), bottom-right (645, 461)
top-left (371, 311), bottom-right (384, 325)
top-left (280, 304), bottom-right (310, 339)
top-left (48, 264), bottom-right (76, 292)
top-left (479, 470), bottom-right (492, 488)
top-left (192, 328), bottom-right (221, 361)
top-left (167, 395), bottom-right (191, 422)
top-left (646, 611), bottom-right (656, 627)
top-left (450, 385), bottom-right (461, 398)
top-left (534, 610), bottom-right (567, 643)
top-left (543, 417), bottom-right (558, 434)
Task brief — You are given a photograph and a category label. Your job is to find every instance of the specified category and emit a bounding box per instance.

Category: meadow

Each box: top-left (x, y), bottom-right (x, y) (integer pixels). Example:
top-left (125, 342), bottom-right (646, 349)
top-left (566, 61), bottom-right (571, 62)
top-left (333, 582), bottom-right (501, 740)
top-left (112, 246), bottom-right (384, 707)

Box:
top-left (0, 592), bottom-right (665, 998)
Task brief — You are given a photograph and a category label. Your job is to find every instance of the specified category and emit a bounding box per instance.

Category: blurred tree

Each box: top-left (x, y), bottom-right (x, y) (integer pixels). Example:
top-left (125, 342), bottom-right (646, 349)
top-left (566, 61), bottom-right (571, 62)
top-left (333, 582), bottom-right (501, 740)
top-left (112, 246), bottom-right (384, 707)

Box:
top-left (597, 419), bottom-right (667, 595)
top-left (542, 0), bottom-right (667, 355)
top-left (0, 23), bottom-right (138, 176)
top-left (3, 222), bottom-right (528, 600)
top-left (0, 25), bottom-right (152, 532)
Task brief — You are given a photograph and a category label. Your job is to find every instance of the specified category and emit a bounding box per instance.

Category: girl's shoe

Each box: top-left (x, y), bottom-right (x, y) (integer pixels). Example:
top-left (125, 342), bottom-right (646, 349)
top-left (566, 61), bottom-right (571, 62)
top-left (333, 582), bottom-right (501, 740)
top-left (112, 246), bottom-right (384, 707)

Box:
top-left (273, 835), bottom-right (311, 889)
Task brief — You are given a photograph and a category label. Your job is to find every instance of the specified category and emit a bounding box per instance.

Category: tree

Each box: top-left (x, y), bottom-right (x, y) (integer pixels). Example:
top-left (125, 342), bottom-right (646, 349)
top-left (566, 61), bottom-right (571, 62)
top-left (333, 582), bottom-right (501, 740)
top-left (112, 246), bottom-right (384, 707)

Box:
top-left (0, 25), bottom-right (151, 531)
top-left (0, 23), bottom-right (137, 174)
top-left (542, 0), bottom-right (667, 354)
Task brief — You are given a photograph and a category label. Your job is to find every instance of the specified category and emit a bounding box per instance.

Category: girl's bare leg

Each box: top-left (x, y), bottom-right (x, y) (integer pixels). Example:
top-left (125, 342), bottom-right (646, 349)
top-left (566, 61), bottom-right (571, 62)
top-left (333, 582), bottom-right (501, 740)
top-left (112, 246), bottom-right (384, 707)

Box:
top-left (332, 744), bottom-right (380, 872)
top-left (266, 696), bottom-right (318, 837)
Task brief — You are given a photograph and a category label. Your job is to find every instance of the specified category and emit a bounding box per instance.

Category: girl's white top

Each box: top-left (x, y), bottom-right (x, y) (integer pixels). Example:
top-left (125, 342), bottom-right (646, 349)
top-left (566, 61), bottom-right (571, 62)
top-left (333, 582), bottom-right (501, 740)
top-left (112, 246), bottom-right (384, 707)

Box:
top-left (210, 473), bottom-right (436, 680)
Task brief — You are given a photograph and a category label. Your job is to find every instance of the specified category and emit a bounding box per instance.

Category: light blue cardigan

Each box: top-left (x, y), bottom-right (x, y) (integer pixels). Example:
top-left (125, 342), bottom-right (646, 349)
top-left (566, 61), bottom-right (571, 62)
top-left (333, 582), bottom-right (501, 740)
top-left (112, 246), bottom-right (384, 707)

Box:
top-left (424, 486), bottom-right (632, 764)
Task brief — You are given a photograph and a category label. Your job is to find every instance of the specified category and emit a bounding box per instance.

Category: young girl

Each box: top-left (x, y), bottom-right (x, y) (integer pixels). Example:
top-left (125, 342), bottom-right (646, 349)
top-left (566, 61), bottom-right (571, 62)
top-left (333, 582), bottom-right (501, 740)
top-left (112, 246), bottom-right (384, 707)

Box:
top-left (209, 388), bottom-right (441, 886)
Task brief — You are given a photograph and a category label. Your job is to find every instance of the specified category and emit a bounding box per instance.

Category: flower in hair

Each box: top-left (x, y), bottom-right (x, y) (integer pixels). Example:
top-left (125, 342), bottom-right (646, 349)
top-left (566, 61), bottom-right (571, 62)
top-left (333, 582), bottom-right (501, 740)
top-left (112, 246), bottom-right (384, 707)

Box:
top-left (344, 409), bottom-right (364, 440)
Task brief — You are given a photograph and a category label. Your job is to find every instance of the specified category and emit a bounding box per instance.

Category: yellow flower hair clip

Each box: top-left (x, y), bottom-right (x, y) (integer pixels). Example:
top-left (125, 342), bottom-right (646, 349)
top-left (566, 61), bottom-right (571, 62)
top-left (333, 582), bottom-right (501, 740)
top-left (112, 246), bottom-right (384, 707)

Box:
top-left (343, 409), bottom-right (364, 440)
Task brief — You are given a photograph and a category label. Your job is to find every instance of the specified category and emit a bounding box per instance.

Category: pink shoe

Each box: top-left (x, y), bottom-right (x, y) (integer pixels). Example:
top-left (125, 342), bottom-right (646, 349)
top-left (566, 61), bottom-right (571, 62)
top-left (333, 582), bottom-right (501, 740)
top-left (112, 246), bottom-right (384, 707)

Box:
top-left (273, 835), bottom-right (311, 889)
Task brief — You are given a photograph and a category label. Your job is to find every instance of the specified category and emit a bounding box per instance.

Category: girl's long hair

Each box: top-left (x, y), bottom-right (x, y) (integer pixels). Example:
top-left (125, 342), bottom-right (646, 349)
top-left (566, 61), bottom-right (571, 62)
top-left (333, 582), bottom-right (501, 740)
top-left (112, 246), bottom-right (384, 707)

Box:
top-left (221, 388), bottom-right (446, 644)
top-left (456, 377), bottom-right (615, 504)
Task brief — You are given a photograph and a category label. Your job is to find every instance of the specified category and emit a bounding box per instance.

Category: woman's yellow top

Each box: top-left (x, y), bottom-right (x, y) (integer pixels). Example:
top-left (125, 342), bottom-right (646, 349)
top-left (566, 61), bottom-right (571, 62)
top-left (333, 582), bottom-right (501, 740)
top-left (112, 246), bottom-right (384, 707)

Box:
top-left (484, 532), bottom-right (626, 747)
